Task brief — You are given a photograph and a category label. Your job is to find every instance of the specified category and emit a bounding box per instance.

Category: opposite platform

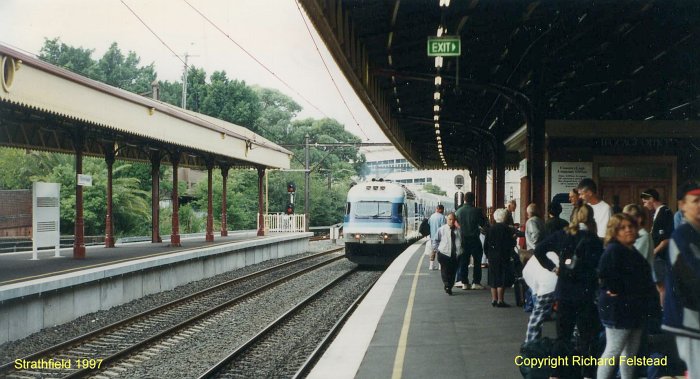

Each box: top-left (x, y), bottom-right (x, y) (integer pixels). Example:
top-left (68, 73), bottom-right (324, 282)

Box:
top-left (0, 231), bottom-right (258, 285)
top-left (309, 239), bottom-right (531, 379)
top-left (0, 231), bottom-right (312, 344)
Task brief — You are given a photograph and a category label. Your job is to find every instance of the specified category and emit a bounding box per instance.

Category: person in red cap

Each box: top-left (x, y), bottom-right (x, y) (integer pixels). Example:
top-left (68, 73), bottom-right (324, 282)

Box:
top-left (641, 188), bottom-right (675, 305)
top-left (663, 180), bottom-right (700, 379)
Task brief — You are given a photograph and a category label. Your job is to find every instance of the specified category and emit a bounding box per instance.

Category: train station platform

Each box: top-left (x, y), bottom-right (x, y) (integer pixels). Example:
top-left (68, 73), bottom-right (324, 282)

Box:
top-left (309, 239), bottom-right (533, 379)
top-left (0, 231), bottom-right (312, 344)
top-left (0, 231), bottom-right (258, 285)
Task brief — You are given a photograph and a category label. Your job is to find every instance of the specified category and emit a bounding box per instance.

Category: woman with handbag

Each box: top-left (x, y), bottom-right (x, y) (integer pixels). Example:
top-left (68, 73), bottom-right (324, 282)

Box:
top-left (597, 213), bottom-right (655, 379)
top-left (533, 204), bottom-right (604, 379)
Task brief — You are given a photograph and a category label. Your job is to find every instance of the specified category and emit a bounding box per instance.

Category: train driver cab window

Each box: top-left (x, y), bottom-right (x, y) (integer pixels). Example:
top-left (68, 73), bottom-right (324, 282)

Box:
top-left (352, 201), bottom-right (392, 218)
top-left (346, 202), bottom-right (351, 215)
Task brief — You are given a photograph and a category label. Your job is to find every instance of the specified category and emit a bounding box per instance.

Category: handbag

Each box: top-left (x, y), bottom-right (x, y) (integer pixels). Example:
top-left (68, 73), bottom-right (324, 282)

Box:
top-left (558, 236), bottom-right (585, 277)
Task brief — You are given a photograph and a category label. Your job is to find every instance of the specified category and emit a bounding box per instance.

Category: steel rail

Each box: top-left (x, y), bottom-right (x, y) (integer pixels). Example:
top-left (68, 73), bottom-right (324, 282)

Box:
top-left (291, 274), bottom-right (380, 379)
top-left (196, 267), bottom-right (360, 379)
top-left (60, 252), bottom-right (345, 378)
top-left (0, 247), bottom-right (344, 377)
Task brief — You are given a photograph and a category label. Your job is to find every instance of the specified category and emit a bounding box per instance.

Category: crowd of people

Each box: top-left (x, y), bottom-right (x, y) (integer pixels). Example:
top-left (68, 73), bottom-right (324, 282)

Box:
top-left (426, 177), bottom-right (700, 379)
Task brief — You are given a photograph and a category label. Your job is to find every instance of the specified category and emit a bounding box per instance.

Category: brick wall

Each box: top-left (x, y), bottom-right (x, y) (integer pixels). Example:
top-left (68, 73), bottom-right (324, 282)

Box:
top-left (0, 189), bottom-right (32, 236)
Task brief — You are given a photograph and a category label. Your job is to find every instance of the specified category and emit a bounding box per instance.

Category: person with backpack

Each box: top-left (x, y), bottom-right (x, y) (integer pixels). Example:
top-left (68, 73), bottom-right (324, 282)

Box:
top-left (533, 204), bottom-right (604, 379)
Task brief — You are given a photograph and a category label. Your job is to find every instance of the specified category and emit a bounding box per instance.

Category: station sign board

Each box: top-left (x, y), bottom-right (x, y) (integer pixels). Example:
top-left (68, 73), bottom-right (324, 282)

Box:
top-left (78, 174), bottom-right (92, 187)
top-left (427, 36), bottom-right (461, 57)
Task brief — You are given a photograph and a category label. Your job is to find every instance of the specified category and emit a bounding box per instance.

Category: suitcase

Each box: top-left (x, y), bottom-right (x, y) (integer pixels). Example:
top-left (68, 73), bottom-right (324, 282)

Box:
top-left (513, 277), bottom-right (527, 307)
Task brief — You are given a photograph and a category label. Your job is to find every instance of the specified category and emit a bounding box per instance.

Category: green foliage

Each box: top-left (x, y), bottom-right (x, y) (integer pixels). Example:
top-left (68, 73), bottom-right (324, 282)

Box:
top-left (253, 86), bottom-right (302, 138)
top-left (0, 148), bottom-right (38, 189)
top-left (158, 204), bottom-right (205, 235)
top-left (422, 183), bottom-right (447, 196)
top-left (38, 38), bottom-right (95, 76)
top-left (39, 38), bottom-right (156, 94)
top-left (13, 152), bottom-right (151, 236)
top-left (10, 38), bottom-right (367, 236)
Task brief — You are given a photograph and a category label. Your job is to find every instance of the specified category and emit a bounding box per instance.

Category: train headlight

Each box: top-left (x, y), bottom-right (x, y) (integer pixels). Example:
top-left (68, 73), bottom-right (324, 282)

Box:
top-left (354, 234), bottom-right (361, 240)
top-left (382, 233), bottom-right (390, 240)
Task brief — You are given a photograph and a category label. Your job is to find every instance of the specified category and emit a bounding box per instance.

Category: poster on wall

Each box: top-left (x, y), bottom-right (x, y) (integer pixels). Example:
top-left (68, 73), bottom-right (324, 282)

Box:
top-left (551, 162), bottom-right (592, 221)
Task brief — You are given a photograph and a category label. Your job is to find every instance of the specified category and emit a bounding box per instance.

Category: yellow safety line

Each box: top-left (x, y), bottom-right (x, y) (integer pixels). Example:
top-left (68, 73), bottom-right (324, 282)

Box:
top-left (0, 240), bottom-right (238, 286)
top-left (391, 247), bottom-right (425, 379)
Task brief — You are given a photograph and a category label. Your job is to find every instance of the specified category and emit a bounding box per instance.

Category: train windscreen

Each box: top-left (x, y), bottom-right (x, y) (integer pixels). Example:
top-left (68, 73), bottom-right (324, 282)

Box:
top-left (352, 201), bottom-right (393, 219)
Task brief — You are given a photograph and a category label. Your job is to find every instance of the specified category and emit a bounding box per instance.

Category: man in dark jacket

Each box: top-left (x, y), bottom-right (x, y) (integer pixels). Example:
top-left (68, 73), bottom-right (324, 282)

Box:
top-left (662, 181), bottom-right (700, 379)
top-left (454, 192), bottom-right (487, 290)
top-left (641, 188), bottom-right (675, 305)
top-left (544, 202), bottom-right (569, 240)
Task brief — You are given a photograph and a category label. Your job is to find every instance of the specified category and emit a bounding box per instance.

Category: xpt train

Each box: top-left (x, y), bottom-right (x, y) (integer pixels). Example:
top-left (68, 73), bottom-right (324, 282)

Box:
top-left (343, 180), bottom-right (453, 266)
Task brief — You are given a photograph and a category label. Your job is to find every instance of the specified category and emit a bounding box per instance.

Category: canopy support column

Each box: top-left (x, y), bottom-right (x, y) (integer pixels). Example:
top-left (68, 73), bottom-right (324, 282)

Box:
top-left (205, 160), bottom-right (214, 242)
top-left (170, 152), bottom-right (181, 247)
top-left (220, 165), bottom-right (229, 237)
top-left (477, 163), bottom-right (487, 209)
top-left (150, 151), bottom-right (161, 243)
top-left (257, 167), bottom-right (265, 236)
top-left (104, 143), bottom-right (115, 248)
top-left (73, 133), bottom-right (86, 259)
top-left (494, 131), bottom-right (506, 212)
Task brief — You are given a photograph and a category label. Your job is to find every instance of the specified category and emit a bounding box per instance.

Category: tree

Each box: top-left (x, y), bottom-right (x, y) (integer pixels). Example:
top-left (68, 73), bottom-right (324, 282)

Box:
top-left (200, 71), bottom-right (261, 127)
top-left (422, 183), bottom-right (447, 196)
top-left (253, 86), bottom-right (302, 139)
top-left (0, 148), bottom-right (40, 189)
top-left (39, 39), bottom-right (156, 95)
top-left (38, 38), bottom-right (95, 76)
top-left (91, 43), bottom-right (156, 94)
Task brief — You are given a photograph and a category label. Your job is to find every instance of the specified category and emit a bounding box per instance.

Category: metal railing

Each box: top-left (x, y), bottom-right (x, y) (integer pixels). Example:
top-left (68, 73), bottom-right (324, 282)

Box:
top-left (261, 213), bottom-right (306, 233)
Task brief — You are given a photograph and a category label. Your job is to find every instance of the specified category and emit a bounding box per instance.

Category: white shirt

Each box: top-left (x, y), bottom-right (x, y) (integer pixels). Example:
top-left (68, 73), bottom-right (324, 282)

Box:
top-left (523, 251), bottom-right (559, 296)
top-left (589, 200), bottom-right (612, 238)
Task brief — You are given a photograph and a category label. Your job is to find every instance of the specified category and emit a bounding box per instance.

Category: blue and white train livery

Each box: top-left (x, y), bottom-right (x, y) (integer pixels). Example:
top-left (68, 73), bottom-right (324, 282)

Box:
top-left (343, 180), bottom-right (453, 266)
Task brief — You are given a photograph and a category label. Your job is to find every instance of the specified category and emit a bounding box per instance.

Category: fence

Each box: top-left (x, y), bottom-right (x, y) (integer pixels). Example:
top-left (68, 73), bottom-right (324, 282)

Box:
top-left (261, 213), bottom-right (306, 233)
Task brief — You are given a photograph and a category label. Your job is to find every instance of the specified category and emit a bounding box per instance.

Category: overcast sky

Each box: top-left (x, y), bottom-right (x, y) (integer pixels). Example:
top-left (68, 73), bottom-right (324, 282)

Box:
top-left (0, 0), bottom-right (389, 143)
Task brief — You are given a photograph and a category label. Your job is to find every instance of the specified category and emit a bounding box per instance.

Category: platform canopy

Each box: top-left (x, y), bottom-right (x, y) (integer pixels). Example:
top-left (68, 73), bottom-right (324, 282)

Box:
top-left (0, 44), bottom-right (291, 169)
top-left (299, 0), bottom-right (700, 169)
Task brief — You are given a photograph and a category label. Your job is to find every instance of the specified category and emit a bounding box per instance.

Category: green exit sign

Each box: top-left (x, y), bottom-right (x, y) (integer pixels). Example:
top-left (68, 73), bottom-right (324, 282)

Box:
top-left (427, 36), bottom-right (461, 57)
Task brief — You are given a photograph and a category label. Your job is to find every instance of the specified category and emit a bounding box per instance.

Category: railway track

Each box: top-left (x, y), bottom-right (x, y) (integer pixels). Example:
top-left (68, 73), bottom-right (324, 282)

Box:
top-left (0, 247), bottom-right (344, 378)
top-left (197, 268), bottom-right (378, 378)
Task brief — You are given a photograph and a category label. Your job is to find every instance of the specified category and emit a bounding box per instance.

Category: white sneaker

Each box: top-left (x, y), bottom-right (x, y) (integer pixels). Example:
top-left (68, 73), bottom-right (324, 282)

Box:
top-left (454, 281), bottom-right (462, 288)
top-left (471, 283), bottom-right (485, 290)
top-left (429, 262), bottom-right (434, 270)
top-left (462, 283), bottom-right (469, 290)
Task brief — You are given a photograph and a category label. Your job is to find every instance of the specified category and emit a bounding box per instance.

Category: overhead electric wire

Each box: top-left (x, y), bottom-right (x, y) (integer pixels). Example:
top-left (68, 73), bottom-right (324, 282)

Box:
top-left (182, 0), bottom-right (331, 120)
top-left (118, 0), bottom-right (299, 151)
top-left (292, 0), bottom-right (372, 141)
top-left (119, 0), bottom-right (189, 69)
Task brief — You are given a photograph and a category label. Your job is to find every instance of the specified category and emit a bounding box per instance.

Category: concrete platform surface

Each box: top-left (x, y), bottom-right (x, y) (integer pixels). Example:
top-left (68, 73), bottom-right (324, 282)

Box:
top-left (310, 240), bottom-right (532, 379)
